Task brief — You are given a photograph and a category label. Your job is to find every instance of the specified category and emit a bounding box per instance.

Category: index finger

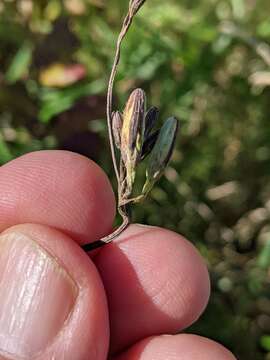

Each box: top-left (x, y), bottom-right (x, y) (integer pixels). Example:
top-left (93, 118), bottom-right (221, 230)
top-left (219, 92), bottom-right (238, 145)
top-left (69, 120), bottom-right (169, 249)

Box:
top-left (0, 150), bottom-right (116, 244)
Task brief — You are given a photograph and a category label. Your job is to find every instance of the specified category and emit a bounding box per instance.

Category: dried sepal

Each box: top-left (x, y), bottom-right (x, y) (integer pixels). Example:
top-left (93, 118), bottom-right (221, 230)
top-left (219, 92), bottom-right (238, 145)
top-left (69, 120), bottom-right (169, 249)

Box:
top-left (144, 106), bottom-right (159, 138)
top-left (112, 111), bottom-right (123, 149)
top-left (142, 117), bottom-right (178, 196)
top-left (121, 88), bottom-right (146, 192)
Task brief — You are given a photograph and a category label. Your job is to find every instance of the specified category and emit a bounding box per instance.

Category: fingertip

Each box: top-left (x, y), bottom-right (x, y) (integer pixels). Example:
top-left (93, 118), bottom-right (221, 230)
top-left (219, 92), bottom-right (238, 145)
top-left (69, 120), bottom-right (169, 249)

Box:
top-left (0, 150), bottom-right (116, 244)
top-left (95, 224), bottom-right (210, 352)
top-left (116, 334), bottom-right (237, 360)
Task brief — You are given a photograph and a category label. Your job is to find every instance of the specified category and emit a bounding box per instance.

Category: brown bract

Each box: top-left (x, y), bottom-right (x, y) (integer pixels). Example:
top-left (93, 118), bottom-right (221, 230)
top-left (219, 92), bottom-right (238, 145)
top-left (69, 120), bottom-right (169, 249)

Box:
top-left (121, 89), bottom-right (146, 195)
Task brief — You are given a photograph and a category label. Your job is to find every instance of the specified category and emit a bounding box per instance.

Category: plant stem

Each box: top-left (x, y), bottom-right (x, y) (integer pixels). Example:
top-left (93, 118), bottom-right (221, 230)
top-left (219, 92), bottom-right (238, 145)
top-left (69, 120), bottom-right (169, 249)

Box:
top-left (82, 1), bottom-right (147, 252)
top-left (81, 212), bottom-right (130, 251)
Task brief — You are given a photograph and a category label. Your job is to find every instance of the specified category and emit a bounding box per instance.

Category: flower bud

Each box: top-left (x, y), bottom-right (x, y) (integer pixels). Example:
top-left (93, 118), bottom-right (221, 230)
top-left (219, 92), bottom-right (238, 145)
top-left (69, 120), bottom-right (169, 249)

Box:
top-left (141, 129), bottom-right (160, 160)
top-left (144, 106), bottom-right (159, 139)
top-left (143, 117), bottom-right (178, 195)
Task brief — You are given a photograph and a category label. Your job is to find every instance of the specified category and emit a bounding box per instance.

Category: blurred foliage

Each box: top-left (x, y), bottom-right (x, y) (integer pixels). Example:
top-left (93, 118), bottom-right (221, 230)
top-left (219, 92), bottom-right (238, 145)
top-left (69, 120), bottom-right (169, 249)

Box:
top-left (1, 0), bottom-right (270, 358)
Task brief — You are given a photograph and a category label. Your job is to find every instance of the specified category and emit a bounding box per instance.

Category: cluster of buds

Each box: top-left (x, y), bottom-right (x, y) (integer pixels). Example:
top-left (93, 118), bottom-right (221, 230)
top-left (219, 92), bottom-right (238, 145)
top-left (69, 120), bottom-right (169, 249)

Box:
top-left (112, 88), bottom-right (178, 206)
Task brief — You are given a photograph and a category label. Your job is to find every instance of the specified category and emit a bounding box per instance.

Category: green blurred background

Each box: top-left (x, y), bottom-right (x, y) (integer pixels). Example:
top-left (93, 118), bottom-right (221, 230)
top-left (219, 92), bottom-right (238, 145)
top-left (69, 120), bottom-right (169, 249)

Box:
top-left (1, 0), bottom-right (270, 358)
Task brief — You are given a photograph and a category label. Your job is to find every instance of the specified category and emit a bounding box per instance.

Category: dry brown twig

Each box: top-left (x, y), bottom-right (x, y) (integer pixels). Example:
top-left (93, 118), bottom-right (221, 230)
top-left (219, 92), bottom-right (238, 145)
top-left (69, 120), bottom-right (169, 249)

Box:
top-left (82, 0), bottom-right (178, 252)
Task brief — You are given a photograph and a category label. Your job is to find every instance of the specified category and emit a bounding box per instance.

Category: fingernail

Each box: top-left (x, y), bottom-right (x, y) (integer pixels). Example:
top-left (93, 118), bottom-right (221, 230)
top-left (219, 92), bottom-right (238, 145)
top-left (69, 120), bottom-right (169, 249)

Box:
top-left (0, 231), bottom-right (78, 359)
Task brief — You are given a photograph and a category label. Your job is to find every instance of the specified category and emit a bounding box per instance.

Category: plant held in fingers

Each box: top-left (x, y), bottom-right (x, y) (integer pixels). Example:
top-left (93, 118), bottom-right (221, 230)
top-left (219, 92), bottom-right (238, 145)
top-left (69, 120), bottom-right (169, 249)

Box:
top-left (82, 0), bottom-right (179, 252)
top-left (114, 90), bottom-right (178, 207)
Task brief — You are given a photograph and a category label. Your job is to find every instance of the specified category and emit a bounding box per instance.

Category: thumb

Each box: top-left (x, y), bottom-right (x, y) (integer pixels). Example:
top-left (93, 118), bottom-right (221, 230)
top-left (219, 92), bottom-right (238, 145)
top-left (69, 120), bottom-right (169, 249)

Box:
top-left (0, 223), bottom-right (109, 360)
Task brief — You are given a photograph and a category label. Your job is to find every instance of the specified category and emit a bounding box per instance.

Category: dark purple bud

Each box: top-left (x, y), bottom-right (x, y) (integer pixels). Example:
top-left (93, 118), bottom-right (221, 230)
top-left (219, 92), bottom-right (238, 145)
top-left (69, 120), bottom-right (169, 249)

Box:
top-left (141, 130), bottom-right (160, 160)
top-left (145, 106), bottom-right (159, 138)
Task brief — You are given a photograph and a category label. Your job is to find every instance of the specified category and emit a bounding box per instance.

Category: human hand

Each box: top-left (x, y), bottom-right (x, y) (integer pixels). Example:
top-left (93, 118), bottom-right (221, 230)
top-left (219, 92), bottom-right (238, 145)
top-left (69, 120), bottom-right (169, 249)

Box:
top-left (0, 151), bottom-right (236, 360)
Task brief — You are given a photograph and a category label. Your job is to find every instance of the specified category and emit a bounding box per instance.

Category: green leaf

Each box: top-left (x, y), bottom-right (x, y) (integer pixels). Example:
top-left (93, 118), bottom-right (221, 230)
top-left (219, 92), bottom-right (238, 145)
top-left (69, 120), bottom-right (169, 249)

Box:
top-left (257, 20), bottom-right (270, 38)
top-left (5, 42), bottom-right (33, 84)
top-left (258, 239), bottom-right (270, 269)
top-left (143, 116), bottom-right (178, 195)
top-left (38, 79), bottom-right (105, 123)
top-left (0, 134), bottom-right (13, 164)
top-left (260, 335), bottom-right (270, 351)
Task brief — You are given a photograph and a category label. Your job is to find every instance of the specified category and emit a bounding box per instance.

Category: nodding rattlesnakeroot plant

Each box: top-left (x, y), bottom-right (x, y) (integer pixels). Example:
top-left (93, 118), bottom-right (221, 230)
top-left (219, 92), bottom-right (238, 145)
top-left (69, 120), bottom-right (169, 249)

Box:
top-left (82, 0), bottom-right (179, 252)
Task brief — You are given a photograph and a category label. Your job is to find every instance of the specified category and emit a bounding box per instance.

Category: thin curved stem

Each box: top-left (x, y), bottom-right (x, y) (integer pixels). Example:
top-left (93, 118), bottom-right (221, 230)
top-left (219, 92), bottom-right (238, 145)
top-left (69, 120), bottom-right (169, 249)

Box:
top-left (106, 15), bottom-right (133, 183)
top-left (81, 211), bottom-right (130, 252)
top-left (107, 0), bottom-right (146, 185)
